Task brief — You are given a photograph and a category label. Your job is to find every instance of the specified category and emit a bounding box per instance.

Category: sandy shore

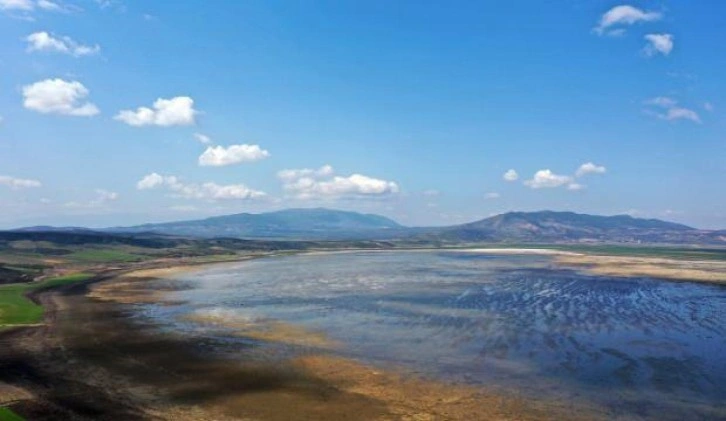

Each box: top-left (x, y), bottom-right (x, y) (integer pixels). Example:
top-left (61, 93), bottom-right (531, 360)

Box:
top-left (455, 248), bottom-right (584, 256)
top-left (0, 263), bottom-right (607, 420)
top-left (555, 254), bottom-right (726, 284)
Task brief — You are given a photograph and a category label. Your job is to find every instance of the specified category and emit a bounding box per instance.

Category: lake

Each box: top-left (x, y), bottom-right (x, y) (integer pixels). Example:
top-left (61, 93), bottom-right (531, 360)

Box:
top-left (140, 251), bottom-right (726, 420)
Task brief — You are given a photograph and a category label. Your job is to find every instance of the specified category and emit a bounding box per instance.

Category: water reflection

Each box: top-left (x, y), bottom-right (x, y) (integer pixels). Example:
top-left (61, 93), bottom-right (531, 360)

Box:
top-left (154, 251), bottom-right (726, 420)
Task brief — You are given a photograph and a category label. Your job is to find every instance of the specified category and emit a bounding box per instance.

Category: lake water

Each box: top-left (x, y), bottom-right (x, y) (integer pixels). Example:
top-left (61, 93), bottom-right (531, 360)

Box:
top-left (142, 251), bottom-right (726, 420)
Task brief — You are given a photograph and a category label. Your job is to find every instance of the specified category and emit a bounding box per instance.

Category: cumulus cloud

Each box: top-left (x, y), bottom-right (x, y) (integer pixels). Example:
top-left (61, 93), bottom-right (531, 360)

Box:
top-left (0, 175), bottom-right (42, 189)
top-left (524, 169), bottom-right (573, 189)
top-left (576, 162), bottom-right (607, 177)
top-left (594, 5), bottom-right (662, 35)
top-left (136, 173), bottom-right (265, 200)
top-left (22, 79), bottom-right (99, 116)
top-left (198, 144), bottom-right (270, 167)
top-left (644, 96), bottom-right (701, 123)
top-left (503, 169), bottom-right (518, 182)
top-left (193, 132), bottom-right (211, 144)
top-left (278, 165), bottom-right (399, 200)
top-left (115, 96), bottom-right (197, 126)
top-left (643, 33), bottom-right (673, 57)
top-left (26, 31), bottom-right (100, 57)
top-left (277, 165), bottom-right (334, 182)
top-left (522, 162), bottom-right (606, 191)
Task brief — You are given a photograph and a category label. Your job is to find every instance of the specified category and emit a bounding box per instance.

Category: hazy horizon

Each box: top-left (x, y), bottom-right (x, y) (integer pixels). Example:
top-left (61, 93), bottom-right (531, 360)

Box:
top-left (1, 1), bottom-right (724, 229)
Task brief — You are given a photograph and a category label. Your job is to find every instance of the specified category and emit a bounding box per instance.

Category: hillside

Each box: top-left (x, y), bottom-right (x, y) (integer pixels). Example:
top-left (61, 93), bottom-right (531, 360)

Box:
top-left (107, 208), bottom-right (407, 240)
top-left (13, 209), bottom-right (725, 245)
top-left (430, 211), bottom-right (722, 244)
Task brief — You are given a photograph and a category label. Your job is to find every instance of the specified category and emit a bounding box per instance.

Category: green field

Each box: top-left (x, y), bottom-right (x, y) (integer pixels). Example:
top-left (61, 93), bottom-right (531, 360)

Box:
top-left (0, 407), bottom-right (25, 421)
top-left (444, 243), bottom-right (726, 261)
top-left (0, 273), bottom-right (93, 326)
top-left (65, 249), bottom-right (143, 263)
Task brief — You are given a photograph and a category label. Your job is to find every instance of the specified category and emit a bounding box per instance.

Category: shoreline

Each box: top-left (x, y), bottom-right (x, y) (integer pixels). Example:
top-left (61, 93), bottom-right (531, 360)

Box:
top-left (3, 247), bottom-right (725, 419)
top-left (555, 254), bottom-right (726, 285)
top-left (0, 253), bottom-right (606, 420)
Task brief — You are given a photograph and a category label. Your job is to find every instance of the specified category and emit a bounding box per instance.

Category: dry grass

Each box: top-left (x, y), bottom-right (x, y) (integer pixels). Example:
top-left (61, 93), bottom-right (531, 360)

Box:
top-left (556, 254), bottom-right (726, 284)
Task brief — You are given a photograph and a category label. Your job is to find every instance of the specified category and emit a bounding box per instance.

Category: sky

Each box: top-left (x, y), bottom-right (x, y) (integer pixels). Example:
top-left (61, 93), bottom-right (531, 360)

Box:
top-left (0, 1), bottom-right (724, 229)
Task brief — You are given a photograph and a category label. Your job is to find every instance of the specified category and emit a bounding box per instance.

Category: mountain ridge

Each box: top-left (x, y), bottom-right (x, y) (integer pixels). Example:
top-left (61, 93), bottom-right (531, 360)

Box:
top-left (11, 208), bottom-right (725, 245)
top-left (103, 207), bottom-right (405, 240)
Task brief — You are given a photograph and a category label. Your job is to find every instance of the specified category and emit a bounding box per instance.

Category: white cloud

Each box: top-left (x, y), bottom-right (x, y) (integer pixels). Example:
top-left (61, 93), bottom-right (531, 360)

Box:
top-left (193, 132), bottom-right (211, 144)
top-left (594, 5), bottom-right (662, 35)
top-left (1, 0), bottom-right (72, 15)
top-left (644, 97), bottom-right (701, 124)
top-left (665, 107), bottom-right (701, 123)
top-left (94, 189), bottom-right (118, 202)
top-left (94, 0), bottom-right (116, 9)
top-left (64, 189), bottom-right (119, 208)
top-left (503, 169), bottom-right (518, 182)
top-left (278, 165), bottom-right (399, 200)
top-left (422, 189), bottom-right (440, 197)
top-left (22, 79), bottom-right (99, 116)
top-left (485, 192), bottom-right (500, 199)
top-left (198, 144), bottom-right (270, 167)
top-left (643, 33), bottom-right (673, 57)
top-left (567, 183), bottom-right (585, 191)
top-left (136, 172), bottom-right (265, 200)
top-left (524, 169), bottom-right (573, 189)
top-left (26, 31), bottom-right (100, 57)
top-left (0, 175), bottom-right (42, 189)
top-left (645, 96), bottom-right (677, 108)
top-left (576, 162), bottom-right (607, 177)
top-left (704, 102), bottom-right (714, 112)
top-left (136, 172), bottom-right (165, 190)
top-left (115, 96), bottom-right (197, 126)
top-left (36, 0), bottom-right (61, 11)
top-left (0, 0), bottom-right (34, 11)
top-left (277, 165), bottom-right (334, 182)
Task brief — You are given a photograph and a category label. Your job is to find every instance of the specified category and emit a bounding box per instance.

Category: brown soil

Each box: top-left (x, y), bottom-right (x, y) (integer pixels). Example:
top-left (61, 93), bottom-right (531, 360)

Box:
top-left (555, 255), bottom-right (726, 284)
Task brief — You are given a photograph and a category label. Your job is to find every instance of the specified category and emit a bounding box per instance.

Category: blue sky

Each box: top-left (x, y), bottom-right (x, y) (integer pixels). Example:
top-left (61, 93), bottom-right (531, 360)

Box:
top-left (0, 0), bottom-right (724, 229)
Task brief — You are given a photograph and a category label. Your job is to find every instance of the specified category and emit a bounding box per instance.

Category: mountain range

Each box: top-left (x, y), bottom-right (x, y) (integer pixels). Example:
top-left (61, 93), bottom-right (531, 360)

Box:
top-left (13, 208), bottom-right (726, 245)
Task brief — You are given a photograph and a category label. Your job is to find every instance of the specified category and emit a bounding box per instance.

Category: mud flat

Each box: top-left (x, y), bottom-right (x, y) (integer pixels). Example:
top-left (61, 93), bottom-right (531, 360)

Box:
top-left (0, 264), bottom-right (605, 420)
top-left (555, 254), bottom-right (726, 284)
top-left (456, 248), bottom-right (583, 256)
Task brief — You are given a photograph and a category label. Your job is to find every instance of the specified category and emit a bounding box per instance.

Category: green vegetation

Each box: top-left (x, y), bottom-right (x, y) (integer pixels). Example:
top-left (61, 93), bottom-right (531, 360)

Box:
top-left (441, 243), bottom-right (726, 261)
top-left (0, 273), bottom-right (92, 326)
top-left (66, 249), bottom-right (143, 263)
top-left (0, 407), bottom-right (25, 421)
top-left (546, 244), bottom-right (726, 261)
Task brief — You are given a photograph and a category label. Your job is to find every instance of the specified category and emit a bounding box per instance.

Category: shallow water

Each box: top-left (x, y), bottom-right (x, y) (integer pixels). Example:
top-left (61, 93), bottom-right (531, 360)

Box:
top-left (144, 251), bottom-right (726, 420)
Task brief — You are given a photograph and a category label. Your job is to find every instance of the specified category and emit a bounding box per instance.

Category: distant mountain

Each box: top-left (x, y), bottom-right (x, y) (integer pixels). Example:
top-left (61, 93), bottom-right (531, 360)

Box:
top-left (428, 211), bottom-right (719, 244)
top-left (13, 209), bottom-right (725, 245)
top-left (107, 208), bottom-right (408, 240)
top-left (12, 226), bottom-right (97, 233)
